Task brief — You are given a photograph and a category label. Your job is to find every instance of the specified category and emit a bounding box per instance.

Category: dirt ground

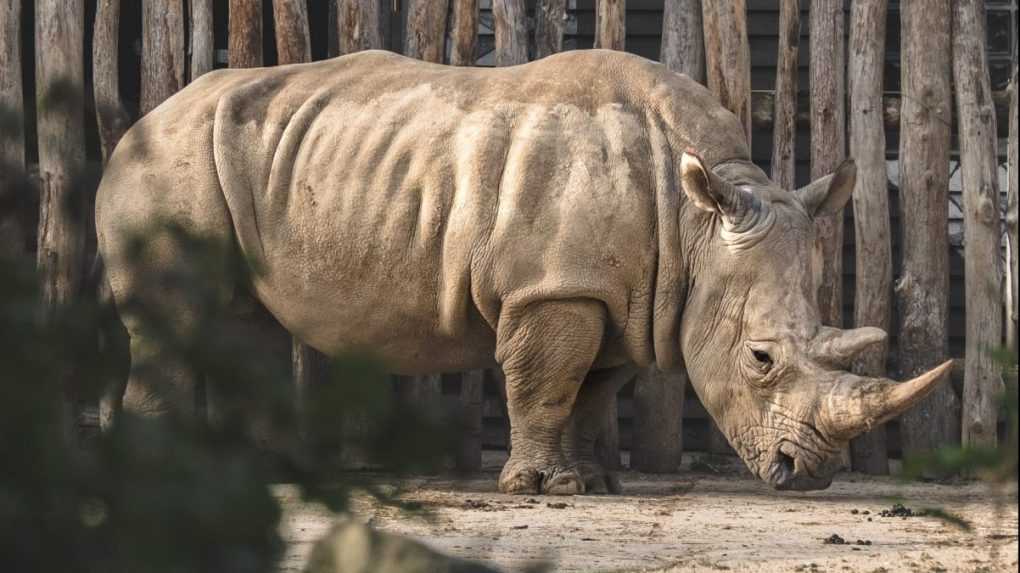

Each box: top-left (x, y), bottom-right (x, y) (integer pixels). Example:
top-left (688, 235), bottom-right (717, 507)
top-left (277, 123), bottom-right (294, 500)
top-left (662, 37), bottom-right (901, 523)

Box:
top-left (275, 454), bottom-right (1018, 572)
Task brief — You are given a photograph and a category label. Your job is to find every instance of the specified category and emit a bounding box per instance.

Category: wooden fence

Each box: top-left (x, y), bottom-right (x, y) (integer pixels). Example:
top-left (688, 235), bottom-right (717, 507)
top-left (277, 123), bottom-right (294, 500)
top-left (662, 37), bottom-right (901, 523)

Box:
top-left (1, 0), bottom-right (1016, 476)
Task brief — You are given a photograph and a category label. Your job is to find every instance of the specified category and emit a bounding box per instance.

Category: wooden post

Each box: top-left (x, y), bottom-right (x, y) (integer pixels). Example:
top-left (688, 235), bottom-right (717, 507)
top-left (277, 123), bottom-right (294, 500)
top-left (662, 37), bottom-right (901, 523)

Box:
top-left (141, 0), bottom-right (185, 115)
top-left (590, 0), bottom-right (628, 470)
top-left (229, 0), bottom-right (263, 68)
top-left (847, 0), bottom-right (889, 475)
top-left (275, 0), bottom-right (312, 64)
top-left (809, 0), bottom-right (846, 330)
top-left (702, 0), bottom-right (751, 142)
top-left (896, 0), bottom-right (959, 462)
top-left (404, 0), bottom-right (448, 63)
top-left (94, 0), bottom-right (131, 164)
top-left (660, 0), bottom-right (702, 81)
top-left (953, 0), bottom-right (1004, 450)
top-left (770, 0), bottom-right (799, 190)
top-left (449, 0), bottom-right (479, 66)
top-left (191, 0), bottom-right (215, 81)
top-left (1007, 68), bottom-right (1018, 355)
top-left (35, 0), bottom-right (86, 439)
top-left (338, 0), bottom-right (382, 55)
top-left (630, 0), bottom-right (702, 474)
top-left (492, 0), bottom-right (527, 67)
top-left (534, 0), bottom-right (565, 60)
top-left (456, 369), bottom-right (484, 471)
top-left (1, 0), bottom-right (25, 258)
top-left (595, 0), bottom-right (626, 51)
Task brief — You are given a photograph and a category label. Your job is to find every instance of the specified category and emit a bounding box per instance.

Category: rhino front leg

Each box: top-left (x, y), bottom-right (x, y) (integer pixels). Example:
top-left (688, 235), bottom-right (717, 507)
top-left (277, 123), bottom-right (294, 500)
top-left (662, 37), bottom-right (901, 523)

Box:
top-left (496, 299), bottom-right (606, 495)
top-left (562, 365), bottom-right (637, 494)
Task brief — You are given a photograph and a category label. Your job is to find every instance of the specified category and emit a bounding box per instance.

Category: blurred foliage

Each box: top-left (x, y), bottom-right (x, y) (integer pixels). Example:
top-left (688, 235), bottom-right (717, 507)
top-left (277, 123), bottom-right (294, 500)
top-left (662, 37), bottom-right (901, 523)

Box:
top-left (0, 219), bottom-right (460, 571)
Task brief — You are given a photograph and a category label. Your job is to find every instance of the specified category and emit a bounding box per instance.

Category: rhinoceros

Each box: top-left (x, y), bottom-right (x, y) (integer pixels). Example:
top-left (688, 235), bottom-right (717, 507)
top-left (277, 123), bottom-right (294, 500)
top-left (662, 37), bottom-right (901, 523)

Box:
top-left (96, 49), bottom-right (950, 495)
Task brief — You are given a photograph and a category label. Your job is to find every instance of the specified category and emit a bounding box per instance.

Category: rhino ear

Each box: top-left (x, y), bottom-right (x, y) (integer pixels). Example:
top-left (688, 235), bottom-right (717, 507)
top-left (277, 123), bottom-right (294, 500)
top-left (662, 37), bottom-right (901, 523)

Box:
top-left (794, 159), bottom-right (857, 218)
top-left (680, 150), bottom-right (761, 231)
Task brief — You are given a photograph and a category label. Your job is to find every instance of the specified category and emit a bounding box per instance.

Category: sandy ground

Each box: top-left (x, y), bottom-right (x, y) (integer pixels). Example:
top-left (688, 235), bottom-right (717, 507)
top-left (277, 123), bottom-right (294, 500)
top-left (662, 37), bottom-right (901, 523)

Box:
top-left (275, 454), bottom-right (1018, 573)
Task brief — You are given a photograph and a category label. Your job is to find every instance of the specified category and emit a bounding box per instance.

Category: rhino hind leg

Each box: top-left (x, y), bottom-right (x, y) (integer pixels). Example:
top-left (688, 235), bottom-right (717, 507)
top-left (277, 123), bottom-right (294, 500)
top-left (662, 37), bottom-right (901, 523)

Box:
top-left (496, 299), bottom-right (607, 495)
top-left (562, 366), bottom-right (636, 494)
top-left (102, 221), bottom-right (236, 419)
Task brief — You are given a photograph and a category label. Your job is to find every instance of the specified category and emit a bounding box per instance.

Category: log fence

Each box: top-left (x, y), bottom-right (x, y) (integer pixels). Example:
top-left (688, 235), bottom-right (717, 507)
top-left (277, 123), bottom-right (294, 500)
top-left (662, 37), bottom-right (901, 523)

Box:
top-left (1, 0), bottom-right (1015, 473)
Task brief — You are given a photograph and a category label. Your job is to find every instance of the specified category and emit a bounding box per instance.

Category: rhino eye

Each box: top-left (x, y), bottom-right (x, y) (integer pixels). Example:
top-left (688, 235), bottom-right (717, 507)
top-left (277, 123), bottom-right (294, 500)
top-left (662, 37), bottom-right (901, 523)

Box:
top-left (751, 349), bottom-right (774, 371)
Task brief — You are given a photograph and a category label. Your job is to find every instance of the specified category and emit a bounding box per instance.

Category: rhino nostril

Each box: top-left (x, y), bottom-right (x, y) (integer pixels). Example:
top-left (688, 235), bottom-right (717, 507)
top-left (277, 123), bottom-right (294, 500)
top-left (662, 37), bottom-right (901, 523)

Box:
top-left (777, 450), bottom-right (796, 476)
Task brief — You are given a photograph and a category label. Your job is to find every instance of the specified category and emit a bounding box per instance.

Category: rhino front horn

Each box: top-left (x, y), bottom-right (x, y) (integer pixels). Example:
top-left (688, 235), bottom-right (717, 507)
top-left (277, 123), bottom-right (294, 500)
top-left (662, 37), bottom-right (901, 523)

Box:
top-left (824, 360), bottom-right (954, 440)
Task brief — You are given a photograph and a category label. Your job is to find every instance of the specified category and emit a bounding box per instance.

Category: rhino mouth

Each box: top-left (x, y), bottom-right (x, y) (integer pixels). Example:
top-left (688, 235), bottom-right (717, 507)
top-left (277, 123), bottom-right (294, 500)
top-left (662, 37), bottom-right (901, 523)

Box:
top-left (766, 441), bottom-right (833, 491)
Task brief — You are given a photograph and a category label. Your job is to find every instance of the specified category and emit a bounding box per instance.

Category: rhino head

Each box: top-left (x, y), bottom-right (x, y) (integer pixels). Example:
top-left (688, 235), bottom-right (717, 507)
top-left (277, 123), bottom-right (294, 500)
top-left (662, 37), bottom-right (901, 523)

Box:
top-left (676, 151), bottom-right (951, 491)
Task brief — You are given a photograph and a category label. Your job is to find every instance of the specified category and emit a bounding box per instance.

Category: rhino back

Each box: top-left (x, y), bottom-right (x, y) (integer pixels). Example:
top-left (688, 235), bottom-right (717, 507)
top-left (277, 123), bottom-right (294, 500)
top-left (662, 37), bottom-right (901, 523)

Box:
top-left (121, 50), bottom-right (748, 372)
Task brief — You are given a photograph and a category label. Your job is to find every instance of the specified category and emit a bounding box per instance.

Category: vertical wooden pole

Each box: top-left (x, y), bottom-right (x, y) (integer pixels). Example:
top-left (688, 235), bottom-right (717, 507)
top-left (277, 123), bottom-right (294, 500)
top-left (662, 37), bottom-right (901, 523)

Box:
top-left (275, 0), bottom-right (312, 64)
top-left (534, 0), bottom-right (565, 60)
top-left (446, 0), bottom-right (483, 469)
top-left (229, 0), bottom-right (263, 68)
top-left (595, 0), bottom-right (626, 51)
top-left (1007, 68), bottom-right (1018, 355)
top-left (191, 0), bottom-right (215, 81)
top-left (590, 0), bottom-right (629, 471)
top-left (661, 0), bottom-right (703, 81)
top-left (492, 0), bottom-right (527, 67)
top-left (701, 0), bottom-right (750, 456)
top-left (404, 0), bottom-right (449, 63)
top-left (1, 0), bottom-right (25, 258)
top-left (631, 0), bottom-right (702, 474)
top-left (896, 0), bottom-right (959, 462)
top-left (35, 0), bottom-right (86, 439)
top-left (847, 0), bottom-right (889, 475)
top-left (809, 0), bottom-right (847, 327)
top-left (952, 0), bottom-right (1004, 450)
top-left (770, 0), bottom-right (799, 190)
top-left (94, 0), bottom-right (131, 164)
top-left (141, 1), bottom-right (186, 115)
top-left (449, 0), bottom-right (478, 66)
top-left (809, 0), bottom-right (848, 468)
top-left (338, 0), bottom-right (382, 55)
top-left (702, 0), bottom-right (751, 142)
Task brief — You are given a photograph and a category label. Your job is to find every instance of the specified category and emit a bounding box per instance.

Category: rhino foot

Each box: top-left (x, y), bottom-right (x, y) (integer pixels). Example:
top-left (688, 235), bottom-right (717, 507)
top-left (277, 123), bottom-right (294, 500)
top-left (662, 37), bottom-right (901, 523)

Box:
top-left (498, 459), bottom-right (584, 495)
top-left (575, 461), bottom-right (622, 495)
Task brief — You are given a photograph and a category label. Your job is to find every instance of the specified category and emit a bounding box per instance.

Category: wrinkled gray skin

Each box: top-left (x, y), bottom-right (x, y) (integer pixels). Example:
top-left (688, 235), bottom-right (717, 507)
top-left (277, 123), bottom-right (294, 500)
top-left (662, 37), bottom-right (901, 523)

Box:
top-left (96, 50), bottom-right (949, 495)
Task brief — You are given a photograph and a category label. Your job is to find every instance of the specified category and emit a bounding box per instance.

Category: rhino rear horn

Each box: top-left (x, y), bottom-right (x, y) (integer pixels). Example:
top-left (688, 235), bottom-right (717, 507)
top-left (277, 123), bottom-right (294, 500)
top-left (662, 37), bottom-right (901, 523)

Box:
top-left (810, 326), bottom-right (888, 369)
top-left (794, 159), bottom-right (857, 217)
top-left (680, 150), bottom-right (763, 232)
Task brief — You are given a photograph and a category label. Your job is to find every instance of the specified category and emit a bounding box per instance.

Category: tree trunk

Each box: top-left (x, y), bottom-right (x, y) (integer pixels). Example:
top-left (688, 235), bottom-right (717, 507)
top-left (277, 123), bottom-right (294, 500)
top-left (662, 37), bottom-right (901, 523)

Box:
top-left (661, 0), bottom-right (703, 82)
top-left (595, 0), bottom-right (626, 51)
top-left (534, 0), bottom-right (565, 60)
top-left (952, 0), bottom-right (1004, 450)
top-left (448, 0), bottom-right (478, 66)
top-left (456, 369), bottom-right (485, 471)
top-left (896, 0), bottom-right (959, 463)
top-left (35, 0), bottom-right (86, 439)
top-left (631, 367), bottom-right (685, 472)
top-left (94, 0), bottom-right (131, 164)
top-left (191, 0), bottom-right (215, 81)
top-left (274, 0), bottom-right (311, 64)
top-left (847, 0), bottom-right (889, 475)
top-left (338, 0), bottom-right (382, 55)
top-left (770, 0), bottom-right (799, 189)
top-left (702, 0), bottom-right (751, 142)
top-left (405, 0), bottom-right (448, 63)
top-left (1006, 68), bottom-right (1018, 355)
top-left (590, 0), bottom-right (628, 470)
top-left (1, 0), bottom-right (25, 258)
top-left (629, 0), bottom-right (702, 474)
top-left (229, 0), bottom-right (263, 68)
top-left (809, 0), bottom-right (846, 330)
top-left (140, 0), bottom-right (185, 116)
top-left (492, 0), bottom-right (527, 67)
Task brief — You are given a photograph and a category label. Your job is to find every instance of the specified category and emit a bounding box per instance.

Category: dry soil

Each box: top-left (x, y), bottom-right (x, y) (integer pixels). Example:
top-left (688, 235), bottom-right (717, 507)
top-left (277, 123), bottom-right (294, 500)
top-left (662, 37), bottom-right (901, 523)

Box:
top-left (275, 454), bottom-right (1018, 572)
